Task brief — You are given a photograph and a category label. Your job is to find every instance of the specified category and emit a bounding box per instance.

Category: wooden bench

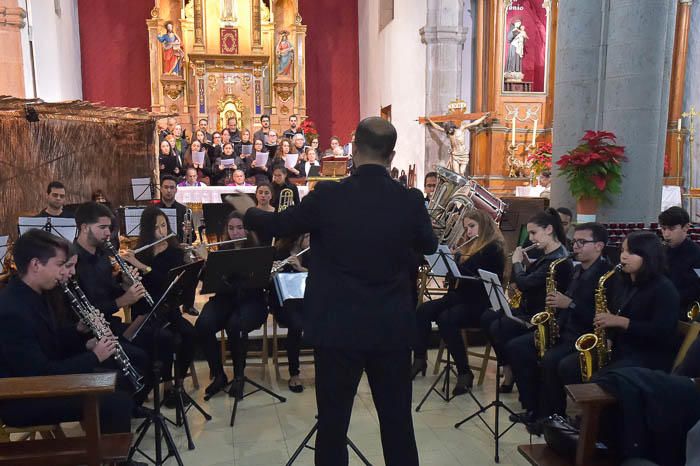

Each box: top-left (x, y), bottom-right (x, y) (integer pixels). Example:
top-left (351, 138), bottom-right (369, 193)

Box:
top-left (518, 383), bottom-right (616, 466)
top-left (0, 373), bottom-right (132, 466)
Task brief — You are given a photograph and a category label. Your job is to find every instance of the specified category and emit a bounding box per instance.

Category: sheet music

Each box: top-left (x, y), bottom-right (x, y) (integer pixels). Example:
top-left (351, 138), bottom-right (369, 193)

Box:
top-left (192, 151), bottom-right (206, 166)
top-left (131, 177), bottom-right (153, 201)
top-left (440, 247), bottom-right (470, 279)
top-left (477, 269), bottom-right (531, 328)
top-left (255, 152), bottom-right (269, 167)
top-left (124, 208), bottom-right (177, 236)
top-left (274, 272), bottom-right (307, 305)
top-left (424, 246), bottom-right (449, 277)
top-left (221, 158), bottom-right (236, 167)
top-left (285, 153), bottom-right (299, 169)
top-left (18, 217), bottom-right (77, 241)
top-left (241, 144), bottom-right (253, 155)
top-left (0, 236), bottom-right (8, 266)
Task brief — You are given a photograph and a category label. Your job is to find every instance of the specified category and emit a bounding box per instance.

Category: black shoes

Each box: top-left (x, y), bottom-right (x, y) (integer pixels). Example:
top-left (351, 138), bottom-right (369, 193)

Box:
top-left (509, 410), bottom-right (537, 424)
top-left (452, 371), bottom-right (475, 396)
top-left (228, 377), bottom-right (244, 399)
top-left (162, 387), bottom-right (191, 409)
top-left (288, 375), bottom-right (304, 394)
top-left (183, 306), bottom-right (200, 317)
top-left (410, 358), bottom-right (428, 380)
top-left (204, 373), bottom-right (229, 399)
top-left (499, 381), bottom-right (515, 393)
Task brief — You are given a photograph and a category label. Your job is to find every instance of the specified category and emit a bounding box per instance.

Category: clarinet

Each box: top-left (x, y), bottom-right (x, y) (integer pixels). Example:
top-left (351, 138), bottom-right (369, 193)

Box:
top-left (103, 240), bottom-right (155, 307)
top-left (61, 280), bottom-right (145, 393)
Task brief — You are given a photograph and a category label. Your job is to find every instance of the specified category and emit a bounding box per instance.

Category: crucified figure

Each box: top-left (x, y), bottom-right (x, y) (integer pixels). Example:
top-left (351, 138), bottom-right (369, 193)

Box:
top-left (425, 112), bottom-right (490, 175)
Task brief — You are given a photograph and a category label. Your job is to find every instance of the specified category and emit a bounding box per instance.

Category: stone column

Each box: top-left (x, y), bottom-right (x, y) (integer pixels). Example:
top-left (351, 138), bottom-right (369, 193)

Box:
top-left (251, 0), bottom-right (263, 53)
top-left (193, 0), bottom-right (205, 50)
top-left (0, 1), bottom-right (26, 98)
top-left (420, 0), bottom-right (467, 174)
top-left (552, 0), bottom-right (677, 222)
top-left (684, 0), bottom-right (700, 214)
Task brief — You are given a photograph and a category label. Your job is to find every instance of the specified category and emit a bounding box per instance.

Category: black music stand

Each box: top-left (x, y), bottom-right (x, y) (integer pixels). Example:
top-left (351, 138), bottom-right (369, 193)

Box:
top-left (131, 177), bottom-right (158, 202)
top-left (453, 270), bottom-right (519, 463)
top-left (160, 261), bottom-right (211, 450)
top-left (129, 271), bottom-right (187, 466)
top-left (286, 416), bottom-right (372, 466)
top-left (199, 247), bottom-right (287, 428)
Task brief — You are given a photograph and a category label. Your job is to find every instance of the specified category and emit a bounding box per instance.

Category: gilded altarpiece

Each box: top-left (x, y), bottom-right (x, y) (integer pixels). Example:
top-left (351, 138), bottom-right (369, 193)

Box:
top-left (470, 0), bottom-right (557, 195)
top-left (147, 0), bottom-right (306, 132)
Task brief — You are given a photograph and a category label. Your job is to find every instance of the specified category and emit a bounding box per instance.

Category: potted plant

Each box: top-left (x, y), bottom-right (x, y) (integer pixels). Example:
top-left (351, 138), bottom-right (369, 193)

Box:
top-left (300, 118), bottom-right (319, 146)
top-left (527, 142), bottom-right (552, 177)
top-left (556, 130), bottom-right (626, 216)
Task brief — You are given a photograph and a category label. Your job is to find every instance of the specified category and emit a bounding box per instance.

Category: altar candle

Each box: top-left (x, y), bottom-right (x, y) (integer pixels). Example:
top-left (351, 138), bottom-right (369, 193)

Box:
top-left (532, 119), bottom-right (538, 145)
top-left (511, 117), bottom-right (516, 146)
top-left (678, 118), bottom-right (682, 132)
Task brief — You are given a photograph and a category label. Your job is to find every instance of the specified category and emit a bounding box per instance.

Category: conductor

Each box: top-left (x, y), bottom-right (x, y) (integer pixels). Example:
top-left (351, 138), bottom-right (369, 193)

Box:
top-left (229, 117), bottom-right (437, 466)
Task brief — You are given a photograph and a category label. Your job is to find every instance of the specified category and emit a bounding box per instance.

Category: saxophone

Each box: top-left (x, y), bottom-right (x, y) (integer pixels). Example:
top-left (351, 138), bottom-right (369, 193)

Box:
top-left (575, 264), bottom-right (621, 382)
top-left (61, 280), bottom-right (145, 393)
top-left (530, 255), bottom-right (569, 358)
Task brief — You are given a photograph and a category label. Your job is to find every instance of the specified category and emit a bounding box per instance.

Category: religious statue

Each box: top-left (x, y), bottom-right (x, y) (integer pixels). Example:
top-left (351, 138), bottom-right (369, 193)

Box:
top-left (276, 31), bottom-right (294, 77)
top-left (504, 19), bottom-right (527, 82)
top-left (220, 0), bottom-right (237, 23)
top-left (425, 113), bottom-right (490, 176)
top-left (157, 22), bottom-right (185, 76)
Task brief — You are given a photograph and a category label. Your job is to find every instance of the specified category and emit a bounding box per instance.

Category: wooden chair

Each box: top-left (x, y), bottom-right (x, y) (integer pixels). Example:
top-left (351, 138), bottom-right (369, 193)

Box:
top-left (673, 321), bottom-right (700, 371)
top-left (432, 328), bottom-right (496, 385)
top-left (0, 373), bottom-right (132, 466)
top-left (270, 316), bottom-right (314, 380)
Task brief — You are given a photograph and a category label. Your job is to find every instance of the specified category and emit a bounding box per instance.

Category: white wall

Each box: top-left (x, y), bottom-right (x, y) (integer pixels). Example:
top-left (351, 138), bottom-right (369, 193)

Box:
top-left (22, 0), bottom-right (82, 101)
top-left (358, 0), bottom-right (427, 187)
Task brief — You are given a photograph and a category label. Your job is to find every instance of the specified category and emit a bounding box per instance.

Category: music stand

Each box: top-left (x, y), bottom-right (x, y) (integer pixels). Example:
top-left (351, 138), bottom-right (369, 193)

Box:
top-left (0, 236), bottom-right (8, 269)
top-left (128, 270), bottom-right (187, 466)
top-left (453, 269), bottom-right (520, 464)
top-left (18, 216), bottom-right (77, 241)
top-left (199, 247), bottom-right (287, 428)
top-left (132, 177), bottom-right (157, 201)
top-left (122, 208), bottom-right (177, 237)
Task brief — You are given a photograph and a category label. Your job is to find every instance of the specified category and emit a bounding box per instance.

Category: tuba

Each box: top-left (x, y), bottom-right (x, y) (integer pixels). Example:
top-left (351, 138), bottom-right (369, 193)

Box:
top-left (530, 255), bottom-right (570, 358)
top-left (575, 264), bottom-right (621, 381)
top-left (427, 166), bottom-right (469, 235)
top-left (688, 301), bottom-right (700, 321)
top-left (440, 186), bottom-right (476, 248)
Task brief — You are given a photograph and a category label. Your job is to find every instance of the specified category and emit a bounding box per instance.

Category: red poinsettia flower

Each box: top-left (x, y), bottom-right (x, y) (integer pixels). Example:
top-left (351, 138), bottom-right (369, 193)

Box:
top-left (591, 174), bottom-right (607, 191)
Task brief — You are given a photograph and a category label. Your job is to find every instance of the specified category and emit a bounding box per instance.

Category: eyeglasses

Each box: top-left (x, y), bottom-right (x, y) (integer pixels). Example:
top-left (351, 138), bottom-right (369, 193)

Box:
top-left (572, 239), bottom-right (597, 248)
top-left (425, 184), bottom-right (437, 188)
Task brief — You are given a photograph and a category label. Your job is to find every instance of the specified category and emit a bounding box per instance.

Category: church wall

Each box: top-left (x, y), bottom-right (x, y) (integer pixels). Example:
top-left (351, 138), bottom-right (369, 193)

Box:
top-left (26, 0), bottom-right (82, 101)
top-left (0, 0), bottom-right (25, 98)
top-left (684, 3), bottom-right (700, 215)
top-left (358, 0), bottom-right (427, 185)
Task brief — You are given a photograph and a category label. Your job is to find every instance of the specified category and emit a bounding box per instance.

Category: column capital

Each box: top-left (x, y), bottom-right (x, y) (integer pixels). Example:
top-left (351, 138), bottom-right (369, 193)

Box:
top-left (419, 25), bottom-right (467, 45)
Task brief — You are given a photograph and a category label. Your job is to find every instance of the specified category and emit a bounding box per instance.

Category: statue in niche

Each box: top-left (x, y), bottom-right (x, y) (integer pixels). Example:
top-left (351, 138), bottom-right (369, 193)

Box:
top-left (504, 19), bottom-right (527, 82)
top-left (276, 31), bottom-right (294, 77)
top-left (220, 0), bottom-right (237, 23)
top-left (424, 113), bottom-right (490, 175)
top-left (157, 22), bottom-right (185, 76)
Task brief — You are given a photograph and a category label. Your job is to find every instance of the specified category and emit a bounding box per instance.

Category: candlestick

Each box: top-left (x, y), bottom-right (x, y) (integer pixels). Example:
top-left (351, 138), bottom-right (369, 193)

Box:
top-left (678, 118), bottom-right (682, 132)
top-left (511, 117), bottom-right (516, 146)
top-left (532, 119), bottom-right (538, 146)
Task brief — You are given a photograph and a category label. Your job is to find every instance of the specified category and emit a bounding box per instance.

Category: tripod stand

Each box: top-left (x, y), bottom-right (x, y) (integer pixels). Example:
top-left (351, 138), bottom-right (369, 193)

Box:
top-left (415, 351), bottom-right (459, 411)
top-left (163, 344), bottom-right (212, 450)
top-left (285, 416), bottom-right (372, 466)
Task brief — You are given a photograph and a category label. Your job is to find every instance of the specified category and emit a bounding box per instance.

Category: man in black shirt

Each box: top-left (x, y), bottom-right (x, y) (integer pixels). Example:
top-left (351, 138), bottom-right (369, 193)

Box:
top-left (233, 117), bottom-right (437, 466)
top-left (0, 229), bottom-right (134, 435)
top-left (226, 116), bottom-right (241, 142)
top-left (253, 114), bottom-right (271, 144)
top-left (156, 175), bottom-right (192, 243)
top-left (506, 222), bottom-right (610, 432)
top-left (659, 206), bottom-right (700, 320)
top-left (36, 180), bottom-right (72, 218)
top-left (282, 114), bottom-right (304, 140)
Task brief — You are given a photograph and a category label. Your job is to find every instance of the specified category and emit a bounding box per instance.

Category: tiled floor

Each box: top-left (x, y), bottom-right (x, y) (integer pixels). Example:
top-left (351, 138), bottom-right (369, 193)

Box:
top-left (125, 350), bottom-right (533, 466)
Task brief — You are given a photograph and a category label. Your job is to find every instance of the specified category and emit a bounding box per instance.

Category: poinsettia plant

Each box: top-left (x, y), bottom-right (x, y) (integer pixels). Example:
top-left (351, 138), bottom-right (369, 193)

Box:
top-left (527, 142), bottom-right (552, 176)
top-left (556, 130), bottom-right (627, 203)
top-left (300, 118), bottom-right (319, 146)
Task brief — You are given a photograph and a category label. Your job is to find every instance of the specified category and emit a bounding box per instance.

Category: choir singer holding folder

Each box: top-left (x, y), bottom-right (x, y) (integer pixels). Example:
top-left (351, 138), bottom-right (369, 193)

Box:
top-left (228, 117), bottom-right (437, 466)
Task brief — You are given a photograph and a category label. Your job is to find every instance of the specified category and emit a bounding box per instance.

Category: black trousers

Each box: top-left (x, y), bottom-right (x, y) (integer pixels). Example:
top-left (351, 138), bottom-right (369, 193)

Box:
top-left (314, 347), bottom-right (418, 466)
top-left (480, 310), bottom-right (532, 364)
top-left (271, 299), bottom-right (304, 377)
top-left (414, 291), bottom-right (483, 375)
top-left (0, 391), bottom-right (133, 434)
top-left (675, 337), bottom-right (700, 377)
top-left (195, 293), bottom-right (268, 378)
top-left (131, 314), bottom-right (196, 382)
top-left (505, 333), bottom-right (580, 416)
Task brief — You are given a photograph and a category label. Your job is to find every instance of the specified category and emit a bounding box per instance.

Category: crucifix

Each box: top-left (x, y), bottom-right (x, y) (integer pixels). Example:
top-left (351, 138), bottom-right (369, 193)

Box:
top-left (418, 99), bottom-right (490, 175)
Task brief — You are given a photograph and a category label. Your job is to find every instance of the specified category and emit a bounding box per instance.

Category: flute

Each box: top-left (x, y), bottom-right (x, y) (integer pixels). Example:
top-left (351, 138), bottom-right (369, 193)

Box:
top-left (271, 247), bottom-right (310, 273)
top-left (455, 234), bottom-right (479, 249)
top-left (132, 233), bottom-right (176, 254)
top-left (205, 237), bottom-right (247, 248)
top-left (508, 242), bottom-right (539, 257)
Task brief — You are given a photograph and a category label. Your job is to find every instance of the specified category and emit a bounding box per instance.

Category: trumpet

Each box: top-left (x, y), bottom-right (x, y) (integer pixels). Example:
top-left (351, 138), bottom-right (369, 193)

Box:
top-left (508, 242), bottom-right (539, 257)
top-left (183, 208), bottom-right (193, 244)
top-left (271, 247), bottom-right (310, 273)
top-left (103, 240), bottom-right (155, 307)
top-left (132, 233), bottom-right (176, 254)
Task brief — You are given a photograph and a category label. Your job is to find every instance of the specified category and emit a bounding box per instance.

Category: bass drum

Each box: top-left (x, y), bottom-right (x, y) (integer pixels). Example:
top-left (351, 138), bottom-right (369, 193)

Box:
top-left (466, 179), bottom-right (507, 224)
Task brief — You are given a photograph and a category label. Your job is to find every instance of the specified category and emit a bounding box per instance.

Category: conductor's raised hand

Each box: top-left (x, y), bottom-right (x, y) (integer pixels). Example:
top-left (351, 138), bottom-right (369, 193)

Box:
top-left (225, 194), bottom-right (256, 216)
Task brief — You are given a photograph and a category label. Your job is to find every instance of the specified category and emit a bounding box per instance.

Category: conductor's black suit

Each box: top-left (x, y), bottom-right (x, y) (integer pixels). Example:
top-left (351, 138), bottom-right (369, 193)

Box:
top-left (245, 163), bottom-right (438, 466)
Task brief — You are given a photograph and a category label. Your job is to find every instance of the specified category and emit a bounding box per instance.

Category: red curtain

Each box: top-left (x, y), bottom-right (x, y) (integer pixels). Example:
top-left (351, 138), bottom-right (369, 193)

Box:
top-left (77, 1), bottom-right (360, 143)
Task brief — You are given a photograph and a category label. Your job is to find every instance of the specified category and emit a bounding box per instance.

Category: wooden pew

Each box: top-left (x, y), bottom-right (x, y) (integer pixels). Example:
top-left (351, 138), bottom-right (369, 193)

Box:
top-left (0, 373), bottom-right (132, 466)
